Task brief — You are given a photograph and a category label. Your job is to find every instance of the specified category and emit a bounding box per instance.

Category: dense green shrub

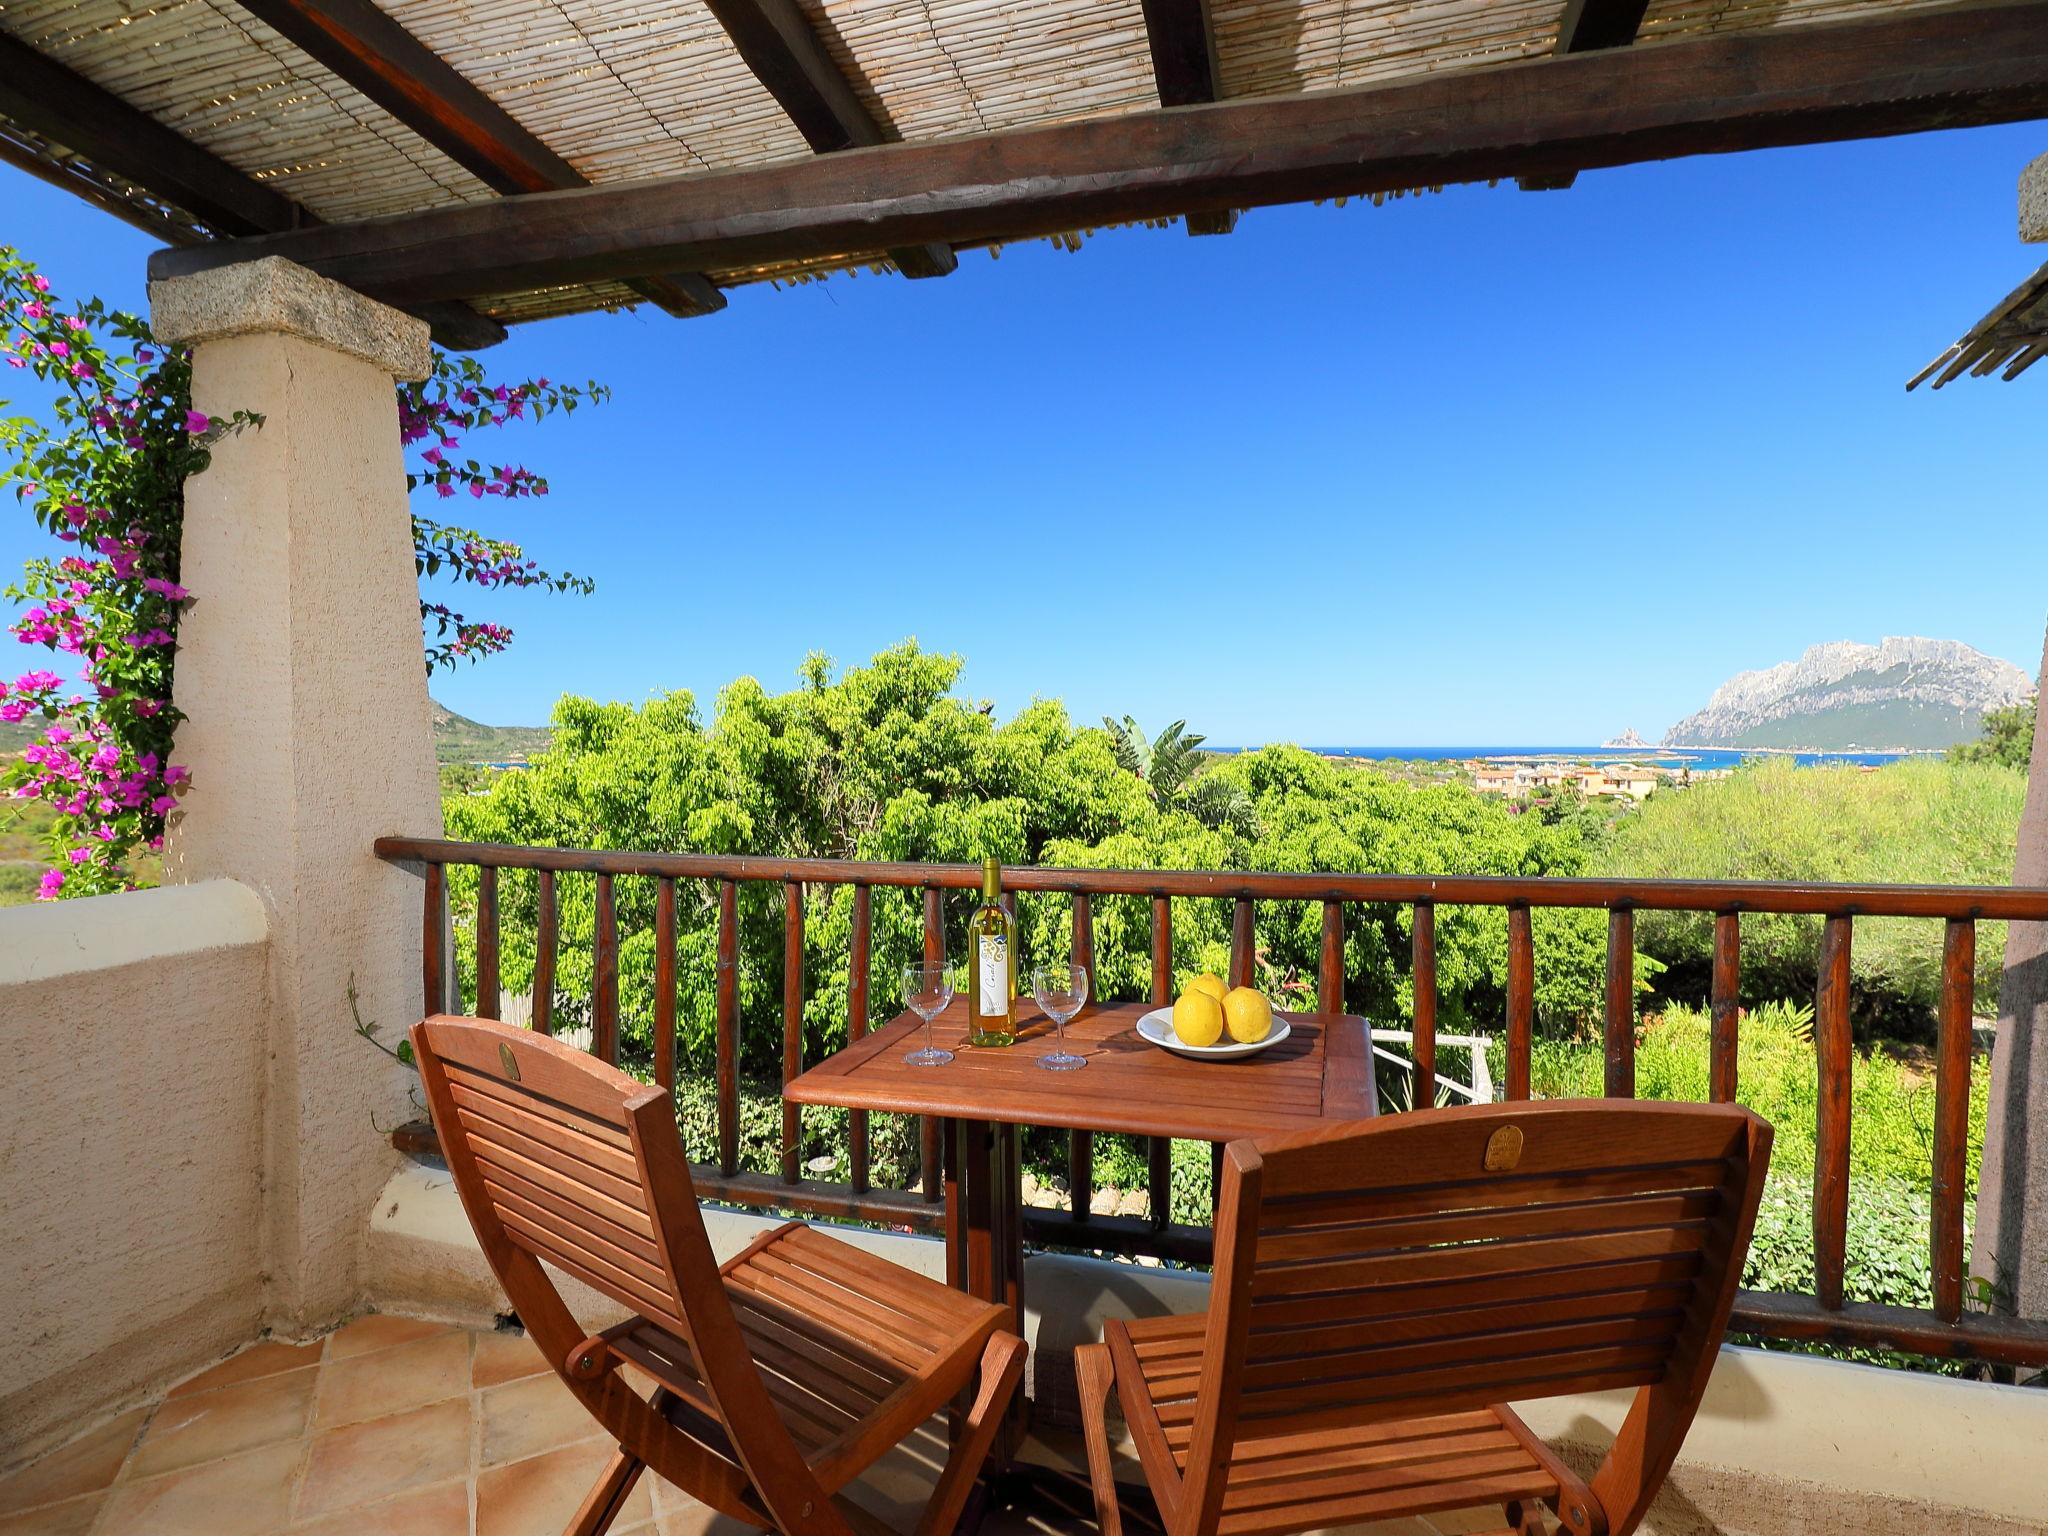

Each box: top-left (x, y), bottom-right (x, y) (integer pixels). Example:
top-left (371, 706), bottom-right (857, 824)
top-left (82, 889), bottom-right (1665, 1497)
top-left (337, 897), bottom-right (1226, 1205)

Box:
top-left (1521, 1001), bottom-right (1988, 1188)
top-left (1597, 758), bottom-right (2023, 1039)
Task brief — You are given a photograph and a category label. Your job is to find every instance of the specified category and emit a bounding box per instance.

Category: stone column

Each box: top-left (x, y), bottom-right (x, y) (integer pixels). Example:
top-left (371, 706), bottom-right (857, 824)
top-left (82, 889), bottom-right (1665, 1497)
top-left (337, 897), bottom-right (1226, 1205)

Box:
top-left (1976, 622), bottom-right (2048, 1320)
top-left (150, 258), bottom-right (443, 1331)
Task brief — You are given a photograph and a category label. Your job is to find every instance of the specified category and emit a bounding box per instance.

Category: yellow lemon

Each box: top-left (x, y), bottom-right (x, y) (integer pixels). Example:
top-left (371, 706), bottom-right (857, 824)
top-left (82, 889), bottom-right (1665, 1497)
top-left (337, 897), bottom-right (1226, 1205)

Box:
top-left (1222, 987), bottom-right (1273, 1044)
top-left (1188, 973), bottom-right (1228, 1003)
top-left (1172, 990), bottom-right (1225, 1047)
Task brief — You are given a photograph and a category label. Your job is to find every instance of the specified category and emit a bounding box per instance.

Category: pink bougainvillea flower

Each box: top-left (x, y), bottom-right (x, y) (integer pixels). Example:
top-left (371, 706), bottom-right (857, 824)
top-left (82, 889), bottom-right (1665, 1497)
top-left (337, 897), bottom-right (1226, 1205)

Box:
top-left (66, 847), bottom-right (90, 865)
top-left (47, 340), bottom-right (68, 358)
top-left (37, 868), bottom-right (64, 899)
top-left (184, 409), bottom-right (210, 434)
top-left (151, 795), bottom-right (179, 815)
top-left (31, 275), bottom-right (50, 292)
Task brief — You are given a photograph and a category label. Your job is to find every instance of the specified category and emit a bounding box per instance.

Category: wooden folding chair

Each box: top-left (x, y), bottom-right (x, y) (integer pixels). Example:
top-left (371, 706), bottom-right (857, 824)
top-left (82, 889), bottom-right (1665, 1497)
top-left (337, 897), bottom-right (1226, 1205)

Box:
top-left (1076, 1100), bottom-right (1772, 1536)
top-left (412, 1014), bottom-right (1026, 1536)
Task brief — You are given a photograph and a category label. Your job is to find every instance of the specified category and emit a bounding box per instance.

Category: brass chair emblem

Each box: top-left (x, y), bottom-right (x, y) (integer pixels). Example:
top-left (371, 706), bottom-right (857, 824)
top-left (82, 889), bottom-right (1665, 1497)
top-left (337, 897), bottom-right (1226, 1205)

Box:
top-left (499, 1041), bottom-right (522, 1081)
top-left (1483, 1124), bottom-right (1523, 1172)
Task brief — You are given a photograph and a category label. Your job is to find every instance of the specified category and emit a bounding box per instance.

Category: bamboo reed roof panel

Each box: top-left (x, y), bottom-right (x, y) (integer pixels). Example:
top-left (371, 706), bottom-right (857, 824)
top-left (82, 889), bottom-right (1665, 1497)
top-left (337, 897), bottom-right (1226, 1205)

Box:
top-left (0, 0), bottom-right (2017, 330)
top-left (1907, 258), bottom-right (2048, 388)
top-left (377, 0), bottom-right (818, 179)
top-left (2, 0), bottom-right (491, 220)
top-left (796, 0), bottom-right (1160, 140)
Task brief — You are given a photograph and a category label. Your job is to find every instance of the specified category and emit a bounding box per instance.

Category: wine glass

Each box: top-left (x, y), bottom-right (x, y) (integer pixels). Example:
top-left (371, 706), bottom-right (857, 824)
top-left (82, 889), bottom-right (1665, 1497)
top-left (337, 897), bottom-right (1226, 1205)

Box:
top-left (1032, 963), bottom-right (1088, 1072)
top-left (902, 962), bottom-right (955, 1068)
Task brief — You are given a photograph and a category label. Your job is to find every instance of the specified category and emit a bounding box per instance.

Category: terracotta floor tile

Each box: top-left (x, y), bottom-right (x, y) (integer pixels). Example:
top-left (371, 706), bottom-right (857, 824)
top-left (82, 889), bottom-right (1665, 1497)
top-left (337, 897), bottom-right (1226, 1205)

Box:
top-left (287, 1475), bottom-right (470, 1535)
top-left (167, 1338), bottom-right (325, 1398)
top-left (294, 1396), bottom-right (473, 1521)
top-left (0, 1492), bottom-right (105, 1536)
top-left (0, 1407), bottom-right (149, 1515)
top-left (313, 1329), bottom-right (471, 1431)
top-left (473, 1327), bottom-right (550, 1390)
top-left (479, 1370), bottom-right (605, 1468)
top-left (476, 1440), bottom-right (654, 1536)
top-left (95, 1440), bottom-right (301, 1536)
top-left (324, 1313), bottom-right (453, 1360)
top-left (124, 1364), bottom-right (318, 1480)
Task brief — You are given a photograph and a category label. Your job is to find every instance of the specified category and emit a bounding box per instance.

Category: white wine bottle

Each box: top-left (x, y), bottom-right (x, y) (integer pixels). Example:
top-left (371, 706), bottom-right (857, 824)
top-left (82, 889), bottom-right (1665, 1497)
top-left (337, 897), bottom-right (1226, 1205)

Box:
top-left (968, 855), bottom-right (1017, 1047)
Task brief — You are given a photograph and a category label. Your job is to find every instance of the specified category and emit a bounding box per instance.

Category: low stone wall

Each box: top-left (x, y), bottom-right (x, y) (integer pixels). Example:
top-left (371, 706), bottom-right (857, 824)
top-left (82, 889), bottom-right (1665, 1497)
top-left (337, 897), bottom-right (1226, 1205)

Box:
top-left (0, 882), bottom-right (271, 1468)
top-left (367, 1159), bottom-right (2048, 1534)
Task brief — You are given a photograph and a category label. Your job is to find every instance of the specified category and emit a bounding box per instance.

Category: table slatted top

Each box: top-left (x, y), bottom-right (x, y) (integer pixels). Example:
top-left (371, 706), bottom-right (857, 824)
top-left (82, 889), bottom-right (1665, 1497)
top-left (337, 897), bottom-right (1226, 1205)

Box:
top-left (784, 999), bottom-right (1376, 1141)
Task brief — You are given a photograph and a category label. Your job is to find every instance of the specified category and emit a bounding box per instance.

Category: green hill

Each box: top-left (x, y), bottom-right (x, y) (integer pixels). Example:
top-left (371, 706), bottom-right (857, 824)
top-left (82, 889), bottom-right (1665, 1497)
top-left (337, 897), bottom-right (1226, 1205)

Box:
top-left (432, 699), bottom-right (550, 763)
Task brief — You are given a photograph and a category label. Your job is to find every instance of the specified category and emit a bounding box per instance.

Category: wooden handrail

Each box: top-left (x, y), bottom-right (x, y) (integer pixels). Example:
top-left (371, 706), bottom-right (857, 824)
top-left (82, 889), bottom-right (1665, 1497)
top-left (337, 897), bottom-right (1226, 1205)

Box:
top-left (374, 833), bottom-right (2048, 1369)
top-left (373, 836), bottom-right (2048, 919)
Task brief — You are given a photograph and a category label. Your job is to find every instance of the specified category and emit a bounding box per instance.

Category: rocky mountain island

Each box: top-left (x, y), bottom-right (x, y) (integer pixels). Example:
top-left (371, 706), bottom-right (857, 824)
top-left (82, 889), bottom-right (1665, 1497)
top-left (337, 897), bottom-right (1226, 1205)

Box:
top-left (1662, 637), bottom-right (2032, 751)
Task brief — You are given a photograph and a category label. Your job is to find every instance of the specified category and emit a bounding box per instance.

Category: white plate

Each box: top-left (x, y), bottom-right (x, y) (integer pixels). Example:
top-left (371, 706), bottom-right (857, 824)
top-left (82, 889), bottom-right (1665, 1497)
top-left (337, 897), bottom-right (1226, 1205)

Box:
top-left (1135, 1007), bottom-right (1292, 1060)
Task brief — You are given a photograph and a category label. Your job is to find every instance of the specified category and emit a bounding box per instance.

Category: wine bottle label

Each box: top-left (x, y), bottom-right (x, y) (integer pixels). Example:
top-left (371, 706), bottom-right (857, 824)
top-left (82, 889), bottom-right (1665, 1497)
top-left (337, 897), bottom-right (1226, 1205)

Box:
top-left (978, 933), bottom-right (1008, 1015)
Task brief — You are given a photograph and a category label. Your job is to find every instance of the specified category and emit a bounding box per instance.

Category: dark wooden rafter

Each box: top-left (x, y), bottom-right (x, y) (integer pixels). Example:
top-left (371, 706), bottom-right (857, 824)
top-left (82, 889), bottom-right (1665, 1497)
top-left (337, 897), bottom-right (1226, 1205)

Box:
top-left (0, 28), bottom-right (503, 348)
top-left (150, 3), bottom-right (2048, 310)
top-left (232, 0), bottom-right (724, 317)
top-left (1520, 0), bottom-right (1656, 190)
top-left (1136, 0), bottom-right (1237, 235)
top-left (695, 0), bottom-right (955, 278)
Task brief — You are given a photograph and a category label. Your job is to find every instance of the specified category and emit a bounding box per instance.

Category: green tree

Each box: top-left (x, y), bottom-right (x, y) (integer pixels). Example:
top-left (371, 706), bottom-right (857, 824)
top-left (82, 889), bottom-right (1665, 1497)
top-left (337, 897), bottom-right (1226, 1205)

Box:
top-left (1950, 697), bottom-right (2037, 772)
top-left (1101, 716), bottom-right (1205, 804)
top-left (443, 644), bottom-right (1616, 1091)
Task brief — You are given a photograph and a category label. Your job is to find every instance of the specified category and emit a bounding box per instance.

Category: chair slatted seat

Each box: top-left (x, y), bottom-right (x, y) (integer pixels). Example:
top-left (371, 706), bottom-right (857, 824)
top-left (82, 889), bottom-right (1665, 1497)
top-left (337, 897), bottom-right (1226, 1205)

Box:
top-left (414, 1014), bottom-right (1025, 1536)
top-left (1079, 1101), bottom-right (1771, 1536)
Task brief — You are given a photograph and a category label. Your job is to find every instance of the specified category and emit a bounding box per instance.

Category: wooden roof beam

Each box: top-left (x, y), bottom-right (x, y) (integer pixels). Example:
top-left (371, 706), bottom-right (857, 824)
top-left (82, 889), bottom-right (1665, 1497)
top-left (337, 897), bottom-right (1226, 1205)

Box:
top-left (1137, 0), bottom-right (1236, 235)
top-left (233, 0), bottom-right (726, 317)
top-left (0, 28), bottom-right (503, 349)
top-left (697, 0), bottom-right (956, 278)
top-left (1520, 0), bottom-right (1656, 189)
top-left (149, 2), bottom-right (2048, 309)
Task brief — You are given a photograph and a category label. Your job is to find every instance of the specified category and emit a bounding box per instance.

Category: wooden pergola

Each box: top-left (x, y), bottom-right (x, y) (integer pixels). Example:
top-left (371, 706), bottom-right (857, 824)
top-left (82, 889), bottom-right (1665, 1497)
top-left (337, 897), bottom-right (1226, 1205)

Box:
top-left (4, 0), bottom-right (2047, 348)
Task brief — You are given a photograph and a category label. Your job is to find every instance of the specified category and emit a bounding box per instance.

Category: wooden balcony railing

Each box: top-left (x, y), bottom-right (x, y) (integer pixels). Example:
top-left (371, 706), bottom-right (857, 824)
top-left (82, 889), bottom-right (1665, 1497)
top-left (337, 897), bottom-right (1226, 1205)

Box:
top-left (374, 835), bottom-right (2048, 1369)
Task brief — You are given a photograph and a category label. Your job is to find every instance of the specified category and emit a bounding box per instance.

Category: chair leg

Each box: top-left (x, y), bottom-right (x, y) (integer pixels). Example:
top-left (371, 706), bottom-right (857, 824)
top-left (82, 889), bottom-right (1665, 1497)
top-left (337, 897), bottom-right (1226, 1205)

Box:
top-left (566, 1445), bottom-right (647, 1536)
top-left (1075, 1343), bottom-right (1123, 1536)
top-left (914, 1333), bottom-right (1027, 1536)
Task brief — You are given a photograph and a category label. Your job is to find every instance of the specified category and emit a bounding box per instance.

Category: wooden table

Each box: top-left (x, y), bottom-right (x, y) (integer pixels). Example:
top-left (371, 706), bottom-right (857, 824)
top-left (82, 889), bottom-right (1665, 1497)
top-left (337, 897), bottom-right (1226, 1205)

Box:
top-left (784, 997), bottom-right (1376, 1461)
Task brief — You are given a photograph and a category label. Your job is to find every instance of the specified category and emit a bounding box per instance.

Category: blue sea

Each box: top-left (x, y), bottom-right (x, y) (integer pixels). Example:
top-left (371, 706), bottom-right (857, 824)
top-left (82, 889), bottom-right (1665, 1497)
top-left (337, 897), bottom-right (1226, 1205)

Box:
top-left (1207, 745), bottom-right (1933, 769)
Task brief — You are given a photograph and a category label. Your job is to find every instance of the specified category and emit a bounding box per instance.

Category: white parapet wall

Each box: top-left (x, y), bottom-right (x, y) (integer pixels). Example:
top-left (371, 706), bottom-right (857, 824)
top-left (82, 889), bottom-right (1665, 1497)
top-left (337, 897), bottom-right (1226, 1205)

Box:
top-left (368, 1160), bottom-right (2048, 1535)
top-left (0, 882), bottom-right (271, 1468)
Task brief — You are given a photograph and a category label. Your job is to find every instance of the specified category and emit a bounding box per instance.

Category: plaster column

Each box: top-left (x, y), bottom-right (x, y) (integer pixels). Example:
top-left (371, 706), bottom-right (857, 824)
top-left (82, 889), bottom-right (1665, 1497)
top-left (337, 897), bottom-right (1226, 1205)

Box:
top-left (149, 258), bottom-right (442, 1330)
top-left (1976, 622), bottom-right (2048, 1320)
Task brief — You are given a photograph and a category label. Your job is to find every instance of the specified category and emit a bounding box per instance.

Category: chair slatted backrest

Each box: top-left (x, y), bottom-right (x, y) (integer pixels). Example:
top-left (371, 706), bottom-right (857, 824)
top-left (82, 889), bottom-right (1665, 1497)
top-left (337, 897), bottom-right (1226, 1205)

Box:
top-left (411, 1015), bottom-right (834, 1531)
top-left (418, 1014), bottom-right (698, 1339)
top-left (1186, 1100), bottom-right (1771, 1536)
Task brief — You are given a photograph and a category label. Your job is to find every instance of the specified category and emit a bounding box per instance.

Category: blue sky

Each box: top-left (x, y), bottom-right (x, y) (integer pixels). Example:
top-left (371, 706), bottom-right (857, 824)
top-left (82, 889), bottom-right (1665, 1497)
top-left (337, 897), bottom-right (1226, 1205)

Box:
top-left (5, 122), bottom-right (2047, 745)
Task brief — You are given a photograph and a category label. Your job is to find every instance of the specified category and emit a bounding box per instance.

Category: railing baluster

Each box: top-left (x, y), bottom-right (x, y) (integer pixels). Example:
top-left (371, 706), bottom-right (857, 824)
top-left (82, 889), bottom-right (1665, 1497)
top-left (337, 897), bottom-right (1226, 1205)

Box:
top-left (1605, 906), bottom-right (1636, 1098)
top-left (1814, 913), bottom-right (1854, 1311)
top-left (474, 865), bottom-right (500, 1020)
top-left (1318, 899), bottom-right (1344, 1014)
top-left (1411, 902), bottom-right (1436, 1106)
top-left (421, 861), bottom-right (447, 1016)
top-left (1151, 894), bottom-right (1172, 1002)
top-left (1506, 904), bottom-right (1533, 1100)
top-left (848, 884), bottom-right (872, 1194)
top-left (716, 878), bottom-right (738, 1176)
top-left (1710, 911), bottom-right (1740, 1102)
top-left (531, 870), bottom-right (556, 1035)
top-left (1148, 1134), bottom-right (1172, 1231)
top-left (593, 874), bottom-right (619, 1064)
top-left (1230, 895), bottom-right (1255, 989)
top-left (653, 875), bottom-right (677, 1091)
top-left (782, 880), bottom-right (804, 1185)
top-left (1071, 892), bottom-right (1095, 1221)
top-left (1150, 893), bottom-right (1172, 1228)
top-left (1932, 916), bottom-right (1975, 1324)
top-left (921, 885), bottom-right (943, 1203)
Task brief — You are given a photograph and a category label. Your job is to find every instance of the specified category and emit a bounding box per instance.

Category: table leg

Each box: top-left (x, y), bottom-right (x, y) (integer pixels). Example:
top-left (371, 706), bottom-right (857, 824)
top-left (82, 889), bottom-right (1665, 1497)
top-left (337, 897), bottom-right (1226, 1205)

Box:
top-left (951, 1118), bottom-right (1028, 1466)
